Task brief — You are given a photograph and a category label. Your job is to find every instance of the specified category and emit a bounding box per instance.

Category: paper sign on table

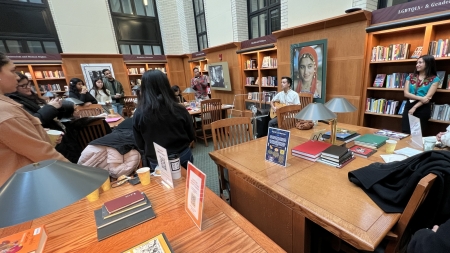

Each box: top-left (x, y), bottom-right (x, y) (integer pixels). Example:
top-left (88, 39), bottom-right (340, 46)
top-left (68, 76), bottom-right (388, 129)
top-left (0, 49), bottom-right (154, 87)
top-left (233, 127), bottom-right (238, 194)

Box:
top-left (408, 114), bottom-right (423, 149)
top-left (153, 142), bottom-right (174, 188)
top-left (185, 162), bottom-right (206, 230)
top-left (265, 127), bottom-right (290, 167)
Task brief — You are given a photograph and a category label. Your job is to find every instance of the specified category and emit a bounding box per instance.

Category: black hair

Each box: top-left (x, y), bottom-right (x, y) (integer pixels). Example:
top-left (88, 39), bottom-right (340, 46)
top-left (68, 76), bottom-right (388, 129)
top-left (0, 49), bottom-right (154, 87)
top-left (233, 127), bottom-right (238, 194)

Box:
top-left (138, 70), bottom-right (180, 120)
top-left (92, 77), bottom-right (108, 97)
top-left (102, 69), bottom-right (110, 74)
top-left (415, 55), bottom-right (437, 77)
top-left (171, 85), bottom-right (180, 93)
top-left (193, 67), bottom-right (199, 72)
top-left (15, 71), bottom-right (47, 104)
top-left (57, 100), bottom-right (75, 119)
top-left (282, 76), bottom-right (293, 87)
top-left (69, 78), bottom-right (84, 94)
top-left (0, 52), bottom-right (10, 69)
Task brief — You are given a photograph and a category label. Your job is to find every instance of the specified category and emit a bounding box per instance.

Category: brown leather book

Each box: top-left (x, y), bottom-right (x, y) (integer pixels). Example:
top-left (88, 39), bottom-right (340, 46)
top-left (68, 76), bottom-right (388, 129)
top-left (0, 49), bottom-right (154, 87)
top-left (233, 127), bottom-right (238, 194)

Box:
top-left (104, 190), bottom-right (144, 214)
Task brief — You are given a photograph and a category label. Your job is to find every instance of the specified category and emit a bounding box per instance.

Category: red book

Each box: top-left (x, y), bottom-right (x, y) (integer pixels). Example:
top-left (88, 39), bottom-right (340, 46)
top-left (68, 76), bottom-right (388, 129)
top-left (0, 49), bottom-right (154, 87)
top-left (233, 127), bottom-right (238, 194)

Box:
top-left (349, 145), bottom-right (376, 158)
top-left (104, 191), bottom-right (144, 214)
top-left (291, 140), bottom-right (332, 158)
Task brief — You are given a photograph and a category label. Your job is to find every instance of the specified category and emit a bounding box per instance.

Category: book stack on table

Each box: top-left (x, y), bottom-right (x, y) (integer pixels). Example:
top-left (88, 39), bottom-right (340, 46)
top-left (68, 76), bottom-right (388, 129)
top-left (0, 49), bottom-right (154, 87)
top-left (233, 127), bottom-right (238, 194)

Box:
top-left (318, 145), bottom-right (355, 168)
top-left (322, 129), bottom-right (361, 143)
top-left (291, 140), bottom-right (332, 162)
top-left (94, 190), bottom-right (156, 241)
top-left (354, 134), bottom-right (389, 149)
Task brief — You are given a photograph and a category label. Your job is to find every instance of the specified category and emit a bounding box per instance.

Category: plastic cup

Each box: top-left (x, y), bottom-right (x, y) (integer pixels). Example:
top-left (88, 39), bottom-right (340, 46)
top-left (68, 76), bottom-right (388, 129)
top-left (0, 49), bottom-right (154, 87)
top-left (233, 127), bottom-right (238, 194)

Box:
top-left (385, 140), bottom-right (397, 154)
top-left (101, 178), bottom-right (111, 192)
top-left (86, 188), bottom-right (99, 202)
top-left (109, 109), bottom-right (115, 114)
top-left (46, 130), bottom-right (62, 147)
top-left (423, 140), bottom-right (436, 151)
top-left (137, 167), bottom-right (151, 185)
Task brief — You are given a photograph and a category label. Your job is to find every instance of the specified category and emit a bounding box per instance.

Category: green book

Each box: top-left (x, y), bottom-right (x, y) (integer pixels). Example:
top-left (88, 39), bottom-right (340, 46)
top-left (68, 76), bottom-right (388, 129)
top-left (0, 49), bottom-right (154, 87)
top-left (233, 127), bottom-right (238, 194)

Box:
top-left (354, 134), bottom-right (389, 147)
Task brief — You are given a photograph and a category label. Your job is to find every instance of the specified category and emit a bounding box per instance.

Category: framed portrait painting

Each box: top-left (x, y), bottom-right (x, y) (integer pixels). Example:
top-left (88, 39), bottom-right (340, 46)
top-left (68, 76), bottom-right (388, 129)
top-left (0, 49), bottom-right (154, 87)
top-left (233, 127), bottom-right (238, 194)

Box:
top-left (290, 39), bottom-right (328, 103)
top-left (208, 61), bottom-right (232, 91)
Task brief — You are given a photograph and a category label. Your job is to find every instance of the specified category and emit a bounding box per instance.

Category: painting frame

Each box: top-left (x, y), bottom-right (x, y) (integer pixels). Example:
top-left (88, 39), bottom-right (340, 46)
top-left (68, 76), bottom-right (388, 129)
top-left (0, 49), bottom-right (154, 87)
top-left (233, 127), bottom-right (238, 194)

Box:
top-left (290, 39), bottom-right (328, 104)
top-left (80, 63), bottom-right (115, 91)
top-left (208, 61), bottom-right (232, 91)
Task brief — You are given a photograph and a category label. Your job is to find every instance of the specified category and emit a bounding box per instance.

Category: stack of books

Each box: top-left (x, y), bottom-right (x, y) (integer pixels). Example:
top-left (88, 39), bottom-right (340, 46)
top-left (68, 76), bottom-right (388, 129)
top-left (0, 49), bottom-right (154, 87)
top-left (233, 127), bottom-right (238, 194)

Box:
top-left (322, 129), bottom-right (360, 143)
top-left (94, 190), bottom-right (156, 241)
top-left (318, 145), bottom-right (355, 168)
top-left (291, 140), bottom-right (332, 162)
top-left (354, 134), bottom-right (389, 149)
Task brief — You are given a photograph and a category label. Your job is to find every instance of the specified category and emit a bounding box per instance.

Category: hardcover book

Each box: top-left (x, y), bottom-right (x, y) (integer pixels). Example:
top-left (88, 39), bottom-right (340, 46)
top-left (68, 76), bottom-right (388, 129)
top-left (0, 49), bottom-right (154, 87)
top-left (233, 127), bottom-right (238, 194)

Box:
top-left (122, 233), bottom-right (173, 253)
top-left (437, 71), bottom-right (446, 88)
top-left (373, 74), bottom-right (386, 87)
top-left (349, 145), bottom-right (377, 158)
top-left (102, 196), bottom-right (149, 219)
top-left (321, 150), bottom-right (353, 163)
top-left (104, 190), bottom-right (144, 214)
top-left (0, 226), bottom-right (47, 253)
top-left (373, 129), bottom-right (409, 140)
top-left (34, 71), bottom-right (43, 79)
top-left (321, 145), bottom-right (350, 159)
top-left (354, 134), bottom-right (389, 148)
top-left (291, 140), bottom-right (332, 158)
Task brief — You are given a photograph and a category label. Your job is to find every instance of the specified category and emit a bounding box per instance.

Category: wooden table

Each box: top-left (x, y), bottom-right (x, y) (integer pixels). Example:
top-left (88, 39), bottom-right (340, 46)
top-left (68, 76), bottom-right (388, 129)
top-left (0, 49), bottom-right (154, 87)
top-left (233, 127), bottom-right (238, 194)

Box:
top-left (0, 175), bottom-right (283, 252)
top-left (188, 104), bottom-right (233, 116)
top-left (209, 122), bottom-right (404, 253)
top-left (106, 115), bottom-right (125, 128)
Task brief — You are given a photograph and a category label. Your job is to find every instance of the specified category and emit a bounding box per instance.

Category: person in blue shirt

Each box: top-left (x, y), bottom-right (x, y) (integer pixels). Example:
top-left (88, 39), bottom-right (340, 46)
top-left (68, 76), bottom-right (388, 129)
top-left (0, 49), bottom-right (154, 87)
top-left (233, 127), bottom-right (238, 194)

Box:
top-left (402, 55), bottom-right (440, 134)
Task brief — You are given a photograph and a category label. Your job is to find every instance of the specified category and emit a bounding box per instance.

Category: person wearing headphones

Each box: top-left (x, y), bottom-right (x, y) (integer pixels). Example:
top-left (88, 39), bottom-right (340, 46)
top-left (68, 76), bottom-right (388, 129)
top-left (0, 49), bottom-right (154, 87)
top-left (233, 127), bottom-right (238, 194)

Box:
top-left (268, 77), bottom-right (300, 128)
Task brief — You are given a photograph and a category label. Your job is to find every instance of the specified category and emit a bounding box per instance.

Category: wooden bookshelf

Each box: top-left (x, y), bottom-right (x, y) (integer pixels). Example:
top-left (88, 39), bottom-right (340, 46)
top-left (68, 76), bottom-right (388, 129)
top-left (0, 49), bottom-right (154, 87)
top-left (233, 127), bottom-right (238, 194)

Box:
top-left (124, 62), bottom-right (168, 89)
top-left (362, 19), bottom-right (450, 135)
top-left (16, 64), bottom-right (67, 97)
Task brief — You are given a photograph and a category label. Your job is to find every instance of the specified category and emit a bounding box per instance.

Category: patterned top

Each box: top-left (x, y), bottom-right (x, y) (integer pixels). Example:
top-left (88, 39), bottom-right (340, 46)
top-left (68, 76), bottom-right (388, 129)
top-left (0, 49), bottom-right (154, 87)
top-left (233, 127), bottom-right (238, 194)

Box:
top-left (407, 74), bottom-right (440, 97)
top-left (190, 75), bottom-right (208, 99)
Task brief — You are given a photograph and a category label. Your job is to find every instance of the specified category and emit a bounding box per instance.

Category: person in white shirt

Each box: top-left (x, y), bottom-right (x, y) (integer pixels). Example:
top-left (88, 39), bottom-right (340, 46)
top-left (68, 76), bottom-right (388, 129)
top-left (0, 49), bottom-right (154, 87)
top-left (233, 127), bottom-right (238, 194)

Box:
top-left (269, 77), bottom-right (300, 128)
top-left (91, 77), bottom-right (112, 112)
top-left (436, 125), bottom-right (450, 147)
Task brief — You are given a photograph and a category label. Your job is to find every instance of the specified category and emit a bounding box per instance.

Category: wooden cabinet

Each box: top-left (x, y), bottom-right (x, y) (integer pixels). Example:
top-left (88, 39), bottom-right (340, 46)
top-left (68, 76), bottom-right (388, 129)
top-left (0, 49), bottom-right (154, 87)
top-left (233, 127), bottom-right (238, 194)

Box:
top-left (361, 20), bottom-right (450, 135)
top-left (16, 64), bottom-right (67, 97)
top-left (241, 48), bottom-right (278, 110)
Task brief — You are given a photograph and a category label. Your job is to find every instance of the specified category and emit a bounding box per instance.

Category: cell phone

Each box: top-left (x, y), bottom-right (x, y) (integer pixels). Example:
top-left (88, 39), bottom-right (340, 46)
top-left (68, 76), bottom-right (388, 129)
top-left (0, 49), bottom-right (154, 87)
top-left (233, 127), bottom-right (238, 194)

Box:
top-left (128, 177), bottom-right (141, 185)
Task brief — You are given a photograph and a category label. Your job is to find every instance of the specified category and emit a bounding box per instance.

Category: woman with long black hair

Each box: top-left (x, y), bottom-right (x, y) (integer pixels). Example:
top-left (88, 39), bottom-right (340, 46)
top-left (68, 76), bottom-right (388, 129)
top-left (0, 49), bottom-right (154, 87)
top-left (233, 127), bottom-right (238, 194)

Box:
top-left (133, 70), bottom-right (194, 171)
top-left (68, 77), bottom-right (97, 105)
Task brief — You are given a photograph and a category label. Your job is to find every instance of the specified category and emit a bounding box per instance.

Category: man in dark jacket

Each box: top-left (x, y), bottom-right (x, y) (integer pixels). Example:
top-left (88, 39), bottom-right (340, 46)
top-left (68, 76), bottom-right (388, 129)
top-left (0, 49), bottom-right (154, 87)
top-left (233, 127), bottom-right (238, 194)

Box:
top-left (408, 218), bottom-right (450, 253)
top-left (102, 69), bottom-right (124, 115)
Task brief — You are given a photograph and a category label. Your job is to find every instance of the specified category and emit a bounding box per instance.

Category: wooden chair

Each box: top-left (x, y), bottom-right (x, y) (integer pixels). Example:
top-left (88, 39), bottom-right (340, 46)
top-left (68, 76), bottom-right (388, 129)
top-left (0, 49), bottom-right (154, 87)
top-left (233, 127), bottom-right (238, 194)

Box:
top-left (196, 98), bottom-right (222, 146)
top-left (77, 118), bottom-right (108, 150)
top-left (211, 117), bottom-right (254, 203)
top-left (335, 173), bottom-right (437, 253)
top-left (123, 95), bottom-right (137, 117)
top-left (75, 104), bottom-right (104, 118)
top-left (277, 104), bottom-right (302, 130)
top-left (299, 92), bottom-right (313, 111)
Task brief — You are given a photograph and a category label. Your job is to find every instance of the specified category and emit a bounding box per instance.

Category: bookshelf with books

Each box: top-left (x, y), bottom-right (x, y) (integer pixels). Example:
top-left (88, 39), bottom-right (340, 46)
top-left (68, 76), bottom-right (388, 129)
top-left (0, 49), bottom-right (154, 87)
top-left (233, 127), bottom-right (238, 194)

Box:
top-left (361, 19), bottom-right (450, 135)
top-left (16, 64), bottom-right (67, 97)
top-left (124, 62), bottom-right (168, 89)
top-left (241, 47), bottom-right (278, 109)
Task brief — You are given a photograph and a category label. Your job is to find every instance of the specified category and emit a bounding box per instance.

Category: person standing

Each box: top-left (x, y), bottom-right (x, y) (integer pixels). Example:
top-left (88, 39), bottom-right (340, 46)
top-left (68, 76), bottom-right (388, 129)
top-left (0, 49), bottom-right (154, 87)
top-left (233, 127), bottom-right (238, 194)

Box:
top-left (0, 52), bottom-right (67, 186)
top-left (402, 55), bottom-right (439, 134)
top-left (190, 67), bottom-right (208, 100)
top-left (269, 77), bottom-right (300, 128)
top-left (102, 69), bottom-right (125, 115)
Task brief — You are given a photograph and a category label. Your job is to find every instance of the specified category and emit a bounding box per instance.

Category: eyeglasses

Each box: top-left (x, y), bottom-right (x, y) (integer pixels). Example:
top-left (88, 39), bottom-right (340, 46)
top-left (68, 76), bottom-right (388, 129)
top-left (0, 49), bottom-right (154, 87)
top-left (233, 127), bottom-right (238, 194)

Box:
top-left (17, 82), bottom-right (32, 89)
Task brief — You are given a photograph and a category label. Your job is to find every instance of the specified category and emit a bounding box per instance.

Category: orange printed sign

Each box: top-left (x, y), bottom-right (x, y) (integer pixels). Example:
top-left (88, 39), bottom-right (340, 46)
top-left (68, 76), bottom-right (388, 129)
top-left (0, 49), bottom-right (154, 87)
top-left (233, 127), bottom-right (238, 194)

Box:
top-left (185, 162), bottom-right (206, 230)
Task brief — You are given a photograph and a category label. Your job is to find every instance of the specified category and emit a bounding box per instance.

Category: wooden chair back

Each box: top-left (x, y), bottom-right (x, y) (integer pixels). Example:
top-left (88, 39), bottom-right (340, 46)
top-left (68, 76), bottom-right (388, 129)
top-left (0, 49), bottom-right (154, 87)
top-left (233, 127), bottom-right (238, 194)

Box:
top-left (211, 117), bottom-right (254, 151)
top-left (75, 104), bottom-right (104, 118)
top-left (277, 104), bottom-right (302, 130)
top-left (77, 118), bottom-right (108, 150)
top-left (299, 92), bottom-right (313, 111)
top-left (196, 98), bottom-right (222, 146)
top-left (123, 95), bottom-right (137, 117)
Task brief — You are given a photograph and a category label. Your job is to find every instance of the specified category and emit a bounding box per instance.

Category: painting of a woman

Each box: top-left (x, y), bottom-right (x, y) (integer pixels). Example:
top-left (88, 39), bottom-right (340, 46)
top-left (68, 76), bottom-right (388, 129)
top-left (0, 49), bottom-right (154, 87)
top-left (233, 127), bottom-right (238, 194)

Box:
top-left (295, 46), bottom-right (322, 98)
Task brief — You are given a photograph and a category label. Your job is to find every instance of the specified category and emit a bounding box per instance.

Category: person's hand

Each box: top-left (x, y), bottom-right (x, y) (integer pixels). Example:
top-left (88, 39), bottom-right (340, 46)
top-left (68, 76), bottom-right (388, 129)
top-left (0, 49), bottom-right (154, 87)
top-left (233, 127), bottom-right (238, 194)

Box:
top-left (437, 132), bottom-right (445, 142)
top-left (80, 86), bottom-right (88, 94)
top-left (115, 94), bottom-right (122, 99)
top-left (272, 106), bottom-right (277, 113)
top-left (48, 98), bottom-right (62, 109)
top-left (421, 96), bottom-right (431, 104)
top-left (409, 107), bottom-right (416, 115)
top-left (55, 132), bottom-right (64, 145)
top-left (432, 225), bottom-right (439, 232)
top-left (84, 102), bottom-right (92, 106)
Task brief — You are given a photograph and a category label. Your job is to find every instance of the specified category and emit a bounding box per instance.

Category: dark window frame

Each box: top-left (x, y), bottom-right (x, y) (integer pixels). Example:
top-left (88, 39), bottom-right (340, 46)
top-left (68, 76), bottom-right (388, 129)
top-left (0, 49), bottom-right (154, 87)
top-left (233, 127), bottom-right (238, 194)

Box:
top-left (192, 0), bottom-right (208, 52)
top-left (247, 0), bottom-right (280, 39)
top-left (109, 0), bottom-right (156, 17)
top-left (377, 0), bottom-right (416, 9)
top-left (0, 0), bottom-right (62, 53)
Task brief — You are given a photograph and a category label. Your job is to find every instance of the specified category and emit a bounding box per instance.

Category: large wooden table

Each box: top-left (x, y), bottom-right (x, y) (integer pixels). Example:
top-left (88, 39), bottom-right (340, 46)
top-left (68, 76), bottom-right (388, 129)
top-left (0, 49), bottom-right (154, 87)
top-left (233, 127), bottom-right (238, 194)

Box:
top-left (0, 173), bottom-right (283, 252)
top-left (209, 122), bottom-right (408, 253)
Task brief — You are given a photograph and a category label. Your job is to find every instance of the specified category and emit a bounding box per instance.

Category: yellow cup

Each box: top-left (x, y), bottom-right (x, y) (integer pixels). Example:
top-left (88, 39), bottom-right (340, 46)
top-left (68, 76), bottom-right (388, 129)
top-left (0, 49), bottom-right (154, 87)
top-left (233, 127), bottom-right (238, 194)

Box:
top-left (86, 188), bottom-right (100, 202)
top-left (46, 130), bottom-right (62, 147)
top-left (385, 140), bottom-right (397, 154)
top-left (101, 178), bottom-right (111, 192)
top-left (136, 167), bottom-right (151, 186)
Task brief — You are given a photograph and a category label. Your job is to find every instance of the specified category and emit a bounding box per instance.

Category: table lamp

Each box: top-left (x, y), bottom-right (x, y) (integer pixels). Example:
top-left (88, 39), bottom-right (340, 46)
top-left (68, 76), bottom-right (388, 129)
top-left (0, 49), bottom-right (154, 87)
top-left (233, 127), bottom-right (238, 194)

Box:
top-left (295, 103), bottom-right (337, 144)
top-left (0, 160), bottom-right (109, 228)
top-left (324, 97), bottom-right (357, 144)
top-left (183, 87), bottom-right (196, 102)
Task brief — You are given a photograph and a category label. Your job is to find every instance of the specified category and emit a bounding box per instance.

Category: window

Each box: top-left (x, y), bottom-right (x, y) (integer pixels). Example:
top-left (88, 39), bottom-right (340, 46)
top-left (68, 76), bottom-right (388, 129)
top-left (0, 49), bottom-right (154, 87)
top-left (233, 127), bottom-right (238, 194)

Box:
top-left (193, 0), bottom-right (208, 51)
top-left (12, 0), bottom-right (43, 3)
top-left (108, 0), bottom-right (164, 55)
top-left (248, 0), bottom-right (280, 39)
top-left (0, 39), bottom-right (59, 53)
top-left (378, 0), bottom-right (416, 9)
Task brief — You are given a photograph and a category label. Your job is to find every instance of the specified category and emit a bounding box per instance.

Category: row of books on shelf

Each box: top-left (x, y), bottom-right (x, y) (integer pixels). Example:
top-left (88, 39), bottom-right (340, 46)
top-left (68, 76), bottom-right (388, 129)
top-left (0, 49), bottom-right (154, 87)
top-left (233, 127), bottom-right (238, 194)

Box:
top-left (34, 70), bottom-right (65, 79)
top-left (128, 67), bottom-right (146, 74)
top-left (428, 39), bottom-right (450, 58)
top-left (31, 84), bottom-right (65, 93)
top-left (244, 59), bottom-right (257, 69)
top-left (247, 91), bottom-right (277, 102)
top-left (365, 98), bottom-right (406, 115)
top-left (130, 79), bottom-right (142, 86)
top-left (373, 71), bottom-right (448, 88)
top-left (194, 64), bottom-right (208, 72)
top-left (370, 43), bottom-right (410, 62)
top-left (261, 56), bottom-right (277, 68)
top-left (431, 104), bottom-right (450, 121)
top-left (245, 76), bottom-right (278, 86)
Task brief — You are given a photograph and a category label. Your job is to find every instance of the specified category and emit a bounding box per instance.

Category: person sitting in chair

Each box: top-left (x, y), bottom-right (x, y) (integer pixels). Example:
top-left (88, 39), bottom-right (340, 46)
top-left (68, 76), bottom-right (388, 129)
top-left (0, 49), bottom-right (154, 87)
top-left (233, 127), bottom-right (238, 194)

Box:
top-left (268, 77), bottom-right (300, 128)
